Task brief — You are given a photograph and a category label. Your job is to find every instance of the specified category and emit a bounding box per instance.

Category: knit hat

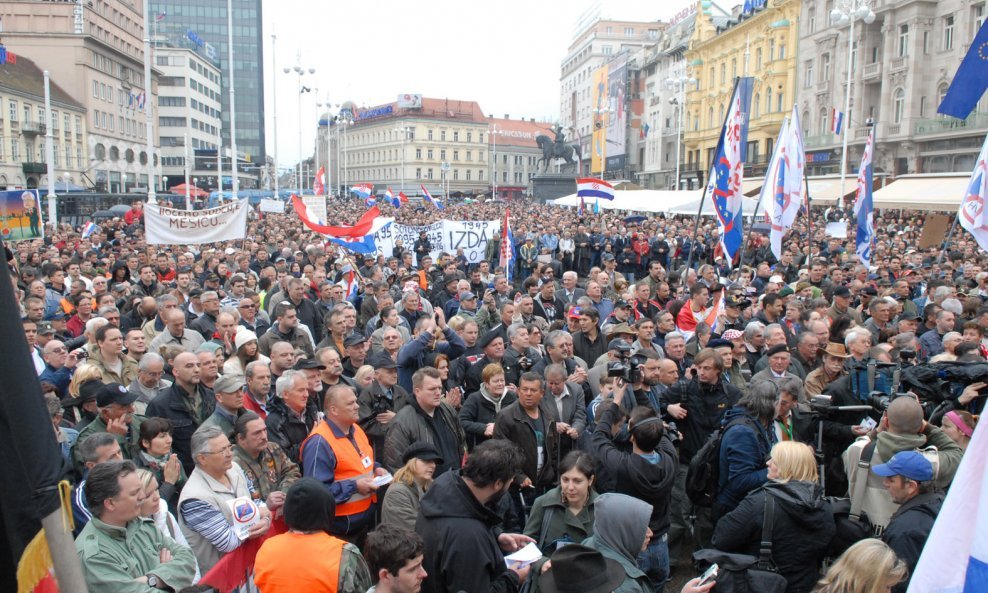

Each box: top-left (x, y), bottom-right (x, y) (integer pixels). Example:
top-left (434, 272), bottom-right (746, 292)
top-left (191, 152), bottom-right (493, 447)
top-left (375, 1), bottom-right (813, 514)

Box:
top-left (283, 478), bottom-right (336, 533)
top-left (721, 329), bottom-right (744, 341)
top-left (234, 328), bottom-right (258, 351)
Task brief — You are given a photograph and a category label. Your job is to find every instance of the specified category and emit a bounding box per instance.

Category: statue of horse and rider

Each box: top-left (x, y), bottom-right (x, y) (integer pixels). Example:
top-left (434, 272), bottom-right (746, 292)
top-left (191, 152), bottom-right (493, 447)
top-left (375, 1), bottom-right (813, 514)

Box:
top-left (536, 125), bottom-right (582, 173)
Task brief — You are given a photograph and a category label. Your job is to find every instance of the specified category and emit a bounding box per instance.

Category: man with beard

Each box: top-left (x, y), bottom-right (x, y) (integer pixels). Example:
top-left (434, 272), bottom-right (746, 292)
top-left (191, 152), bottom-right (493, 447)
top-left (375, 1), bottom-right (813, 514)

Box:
top-left (416, 439), bottom-right (532, 593)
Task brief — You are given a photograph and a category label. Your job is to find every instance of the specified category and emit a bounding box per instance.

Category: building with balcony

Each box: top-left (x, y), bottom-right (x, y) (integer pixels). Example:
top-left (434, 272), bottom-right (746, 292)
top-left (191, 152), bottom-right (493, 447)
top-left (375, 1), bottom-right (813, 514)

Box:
top-left (639, 8), bottom-right (697, 189)
top-left (0, 52), bottom-right (88, 190)
top-left (325, 98), bottom-right (491, 197)
top-left (559, 15), bottom-right (663, 175)
top-left (797, 0), bottom-right (988, 182)
top-left (683, 0), bottom-right (801, 181)
top-left (0, 0), bottom-right (161, 193)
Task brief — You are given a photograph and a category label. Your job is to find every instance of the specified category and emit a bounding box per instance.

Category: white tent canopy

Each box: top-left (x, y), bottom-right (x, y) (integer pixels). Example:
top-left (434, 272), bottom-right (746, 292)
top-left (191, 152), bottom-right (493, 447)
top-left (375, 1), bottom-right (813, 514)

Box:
top-left (871, 174), bottom-right (971, 211)
top-left (667, 194), bottom-right (763, 218)
top-left (551, 189), bottom-right (703, 213)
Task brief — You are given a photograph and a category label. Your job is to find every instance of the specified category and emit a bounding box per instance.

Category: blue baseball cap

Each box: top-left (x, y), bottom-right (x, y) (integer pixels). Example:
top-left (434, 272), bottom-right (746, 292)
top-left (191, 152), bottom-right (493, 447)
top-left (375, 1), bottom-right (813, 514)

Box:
top-left (871, 451), bottom-right (934, 482)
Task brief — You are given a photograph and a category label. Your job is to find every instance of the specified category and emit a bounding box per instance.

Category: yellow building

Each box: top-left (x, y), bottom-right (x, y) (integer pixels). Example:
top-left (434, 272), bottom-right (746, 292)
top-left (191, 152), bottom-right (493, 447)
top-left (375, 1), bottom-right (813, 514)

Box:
top-left (683, 0), bottom-right (800, 182)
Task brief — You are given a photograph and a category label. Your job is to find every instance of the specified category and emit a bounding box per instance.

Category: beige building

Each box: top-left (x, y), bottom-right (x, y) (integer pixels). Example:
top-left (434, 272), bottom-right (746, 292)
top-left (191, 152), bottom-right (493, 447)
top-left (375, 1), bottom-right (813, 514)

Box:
top-left (488, 116), bottom-right (554, 199)
top-left (326, 98), bottom-right (491, 197)
top-left (0, 0), bottom-right (161, 192)
top-left (559, 17), bottom-right (663, 174)
top-left (798, 0), bottom-right (988, 181)
top-left (0, 52), bottom-right (88, 190)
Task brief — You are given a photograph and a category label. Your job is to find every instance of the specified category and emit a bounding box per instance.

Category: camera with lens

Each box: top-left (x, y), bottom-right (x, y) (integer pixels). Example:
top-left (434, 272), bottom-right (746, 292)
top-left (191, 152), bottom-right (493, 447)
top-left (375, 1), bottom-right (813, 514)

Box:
top-left (518, 355), bottom-right (533, 371)
top-left (607, 345), bottom-right (644, 385)
top-left (370, 394), bottom-right (393, 416)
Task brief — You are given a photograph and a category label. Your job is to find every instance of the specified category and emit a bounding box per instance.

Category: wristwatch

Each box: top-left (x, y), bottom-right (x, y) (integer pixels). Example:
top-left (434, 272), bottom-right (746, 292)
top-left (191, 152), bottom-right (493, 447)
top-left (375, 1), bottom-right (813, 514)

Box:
top-left (146, 574), bottom-right (159, 588)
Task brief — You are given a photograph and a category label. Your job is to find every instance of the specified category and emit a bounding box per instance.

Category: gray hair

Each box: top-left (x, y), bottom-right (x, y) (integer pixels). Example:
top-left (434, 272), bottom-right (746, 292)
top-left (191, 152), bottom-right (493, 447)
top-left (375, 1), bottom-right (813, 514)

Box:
top-left (77, 432), bottom-right (117, 463)
top-left (664, 331), bottom-right (686, 344)
top-left (739, 380), bottom-right (780, 424)
top-left (191, 425), bottom-right (226, 462)
top-left (544, 363), bottom-right (567, 381)
top-left (275, 369), bottom-right (306, 398)
top-left (545, 329), bottom-right (570, 350)
top-left (743, 321), bottom-right (766, 342)
top-left (845, 329), bottom-right (869, 349)
top-left (200, 290), bottom-right (219, 302)
top-left (138, 352), bottom-right (164, 371)
top-left (891, 332), bottom-right (916, 350)
top-left (245, 359), bottom-right (266, 379)
top-left (942, 331), bottom-right (962, 345)
top-left (777, 376), bottom-right (804, 403)
top-left (155, 293), bottom-right (179, 308)
top-left (931, 286), bottom-right (953, 304)
top-left (941, 298), bottom-right (963, 315)
top-left (506, 323), bottom-right (527, 342)
top-left (97, 306), bottom-right (119, 318)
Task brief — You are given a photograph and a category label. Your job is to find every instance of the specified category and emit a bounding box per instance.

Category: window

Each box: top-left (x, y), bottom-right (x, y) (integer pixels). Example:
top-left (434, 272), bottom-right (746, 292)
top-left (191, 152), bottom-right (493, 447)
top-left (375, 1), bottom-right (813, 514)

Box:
top-left (602, 45), bottom-right (613, 55)
top-left (427, 148), bottom-right (433, 160)
top-left (944, 15), bottom-right (955, 50)
top-left (415, 168), bottom-right (421, 179)
top-left (919, 96), bottom-right (927, 117)
top-left (779, 43), bottom-right (786, 60)
top-left (624, 27), bottom-right (634, 36)
top-left (777, 90), bottom-right (784, 112)
top-left (893, 88), bottom-right (905, 124)
top-left (11, 139), bottom-right (18, 160)
top-left (976, 4), bottom-right (986, 31)
top-left (466, 132), bottom-right (472, 142)
top-left (478, 170), bottom-right (484, 181)
top-left (427, 129), bottom-right (433, 140)
top-left (708, 107), bottom-right (714, 127)
top-left (453, 170), bottom-right (459, 181)
top-left (820, 109), bottom-right (829, 135)
top-left (731, 58), bottom-right (737, 79)
top-left (427, 168), bottom-right (433, 180)
top-left (851, 41), bottom-right (858, 73)
top-left (415, 148), bottom-right (422, 159)
top-left (821, 53), bottom-right (831, 81)
top-left (466, 151), bottom-right (472, 161)
top-left (453, 131), bottom-right (459, 142)
top-left (804, 60), bottom-right (814, 88)
top-left (756, 48), bottom-right (763, 70)
top-left (605, 26), bottom-right (612, 34)
top-left (466, 170), bottom-right (471, 180)
top-left (923, 31), bottom-right (930, 54)
top-left (754, 94), bottom-right (761, 118)
top-left (8, 100), bottom-right (16, 122)
top-left (64, 113), bottom-right (70, 132)
top-left (453, 150), bottom-right (459, 161)
top-left (440, 130), bottom-right (446, 141)
top-left (766, 87), bottom-right (773, 113)
top-left (720, 64), bottom-right (726, 84)
top-left (440, 149), bottom-right (446, 160)
top-left (75, 116), bottom-right (81, 132)
top-left (769, 39), bottom-right (776, 61)
top-left (898, 24), bottom-right (909, 57)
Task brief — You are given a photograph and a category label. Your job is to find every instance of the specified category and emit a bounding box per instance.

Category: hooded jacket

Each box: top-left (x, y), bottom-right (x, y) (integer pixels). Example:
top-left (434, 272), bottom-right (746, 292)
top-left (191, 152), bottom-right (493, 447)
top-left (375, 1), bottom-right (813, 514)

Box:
top-left (716, 407), bottom-right (776, 514)
top-left (583, 493), bottom-right (652, 593)
top-left (712, 481), bottom-right (836, 593)
top-left (416, 471), bottom-right (521, 593)
top-left (590, 404), bottom-right (678, 536)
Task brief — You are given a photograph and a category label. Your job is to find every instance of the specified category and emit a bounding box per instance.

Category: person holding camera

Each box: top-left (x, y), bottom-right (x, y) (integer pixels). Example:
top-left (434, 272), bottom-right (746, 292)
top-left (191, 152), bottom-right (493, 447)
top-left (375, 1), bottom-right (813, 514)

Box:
top-left (502, 323), bottom-right (542, 386)
top-left (842, 396), bottom-right (963, 535)
top-left (395, 308), bottom-right (465, 393)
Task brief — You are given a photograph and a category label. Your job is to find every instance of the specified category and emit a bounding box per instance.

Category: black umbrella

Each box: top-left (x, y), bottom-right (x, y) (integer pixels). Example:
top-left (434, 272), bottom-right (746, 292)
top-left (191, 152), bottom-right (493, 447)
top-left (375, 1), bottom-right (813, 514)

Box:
top-left (624, 215), bottom-right (647, 225)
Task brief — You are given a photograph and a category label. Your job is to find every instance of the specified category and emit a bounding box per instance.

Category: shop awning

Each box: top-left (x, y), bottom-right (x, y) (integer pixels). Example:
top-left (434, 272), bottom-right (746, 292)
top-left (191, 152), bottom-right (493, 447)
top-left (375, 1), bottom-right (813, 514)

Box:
top-left (806, 175), bottom-right (853, 205)
top-left (871, 174), bottom-right (971, 211)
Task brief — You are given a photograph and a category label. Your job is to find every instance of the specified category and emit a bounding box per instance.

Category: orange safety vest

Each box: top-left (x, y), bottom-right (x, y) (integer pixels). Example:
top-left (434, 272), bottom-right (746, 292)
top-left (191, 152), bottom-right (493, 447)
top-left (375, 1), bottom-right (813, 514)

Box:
top-left (301, 420), bottom-right (376, 516)
top-left (255, 532), bottom-right (344, 593)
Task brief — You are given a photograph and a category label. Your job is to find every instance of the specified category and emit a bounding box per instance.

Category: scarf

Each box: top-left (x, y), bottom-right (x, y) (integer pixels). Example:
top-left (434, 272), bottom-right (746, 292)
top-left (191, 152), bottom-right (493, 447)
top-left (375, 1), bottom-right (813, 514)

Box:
top-left (480, 384), bottom-right (506, 415)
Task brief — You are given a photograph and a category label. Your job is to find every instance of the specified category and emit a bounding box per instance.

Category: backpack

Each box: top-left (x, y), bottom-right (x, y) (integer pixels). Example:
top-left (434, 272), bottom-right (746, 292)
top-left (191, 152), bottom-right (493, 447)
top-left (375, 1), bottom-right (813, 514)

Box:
top-left (686, 415), bottom-right (758, 508)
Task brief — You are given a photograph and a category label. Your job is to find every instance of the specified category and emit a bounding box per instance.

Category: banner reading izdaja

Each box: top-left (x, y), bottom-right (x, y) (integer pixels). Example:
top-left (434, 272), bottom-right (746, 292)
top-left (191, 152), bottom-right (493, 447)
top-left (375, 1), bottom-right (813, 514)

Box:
top-left (145, 199), bottom-right (249, 244)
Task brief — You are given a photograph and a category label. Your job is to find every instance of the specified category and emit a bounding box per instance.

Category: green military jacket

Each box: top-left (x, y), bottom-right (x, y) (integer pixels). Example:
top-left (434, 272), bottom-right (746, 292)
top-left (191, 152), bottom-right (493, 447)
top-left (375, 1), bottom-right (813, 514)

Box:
top-left (73, 414), bottom-right (145, 473)
top-left (76, 516), bottom-right (197, 593)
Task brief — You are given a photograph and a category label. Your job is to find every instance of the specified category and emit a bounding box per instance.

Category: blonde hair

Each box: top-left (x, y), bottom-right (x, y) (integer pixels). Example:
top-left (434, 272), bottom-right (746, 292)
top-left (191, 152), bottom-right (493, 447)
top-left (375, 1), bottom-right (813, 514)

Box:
top-left (354, 364), bottom-right (375, 385)
top-left (135, 467), bottom-right (156, 491)
top-left (68, 363), bottom-right (104, 398)
top-left (393, 457), bottom-right (434, 490)
top-left (770, 441), bottom-right (818, 483)
top-left (814, 539), bottom-right (907, 593)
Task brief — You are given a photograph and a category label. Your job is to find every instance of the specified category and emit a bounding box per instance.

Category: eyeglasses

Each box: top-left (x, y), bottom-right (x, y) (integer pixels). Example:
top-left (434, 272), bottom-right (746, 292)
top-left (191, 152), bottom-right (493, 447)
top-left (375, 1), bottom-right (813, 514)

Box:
top-left (238, 304), bottom-right (255, 309)
top-left (202, 445), bottom-right (233, 456)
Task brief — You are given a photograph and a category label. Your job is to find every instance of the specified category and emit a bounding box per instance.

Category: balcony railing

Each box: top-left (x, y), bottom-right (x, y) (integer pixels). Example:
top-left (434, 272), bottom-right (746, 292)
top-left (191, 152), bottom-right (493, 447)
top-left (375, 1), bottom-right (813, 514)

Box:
top-left (22, 162), bottom-right (46, 174)
top-left (890, 56), bottom-right (907, 72)
top-left (854, 126), bottom-right (872, 139)
top-left (885, 123), bottom-right (901, 136)
top-left (21, 121), bottom-right (46, 135)
top-left (862, 62), bottom-right (882, 80)
top-left (804, 134), bottom-right (837, 148)
top-left (914, 113), bottom-right (988, 137)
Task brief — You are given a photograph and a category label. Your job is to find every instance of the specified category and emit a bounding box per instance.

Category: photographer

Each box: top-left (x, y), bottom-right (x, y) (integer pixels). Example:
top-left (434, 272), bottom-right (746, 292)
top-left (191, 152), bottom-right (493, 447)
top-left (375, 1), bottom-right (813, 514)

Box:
top-left (842, 396), bottom-right (963, 534)
top-left (502, 323), bottom-right (542, 387)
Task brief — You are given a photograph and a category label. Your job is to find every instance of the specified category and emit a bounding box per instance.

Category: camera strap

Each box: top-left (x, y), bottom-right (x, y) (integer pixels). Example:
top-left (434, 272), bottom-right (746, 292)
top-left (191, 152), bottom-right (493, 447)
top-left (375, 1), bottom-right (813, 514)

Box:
top-left (849, 440), bottom-right (877, 522)
top-left (867, 361), bottom-right (877, 394)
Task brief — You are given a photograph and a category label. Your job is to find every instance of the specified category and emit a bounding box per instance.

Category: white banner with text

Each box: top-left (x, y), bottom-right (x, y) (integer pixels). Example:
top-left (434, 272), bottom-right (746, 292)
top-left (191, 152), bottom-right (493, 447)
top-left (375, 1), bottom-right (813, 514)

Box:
top-left (145, 199), bottom-right (249, 245)
top-left (372, 219), bottom-right (501, 264)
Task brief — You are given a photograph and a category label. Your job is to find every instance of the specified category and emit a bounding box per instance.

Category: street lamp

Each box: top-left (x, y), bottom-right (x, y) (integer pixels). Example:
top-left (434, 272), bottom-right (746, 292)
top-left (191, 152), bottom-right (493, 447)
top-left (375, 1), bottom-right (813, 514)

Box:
top-left (666, 75), bottom-right (697, 190)
top-left (593, 107), bottom-right (614, 178)
top-left (489, 123), bottom-right (498, 199)
top-left (831, 0), bottom-right (876, 201)
top-left (394, 125), bottom-right (412, 195)
top-left (317, 93), bottom-right (334, 196)
top-left (283, 59), bottom-right (315, 194)
top-left (271, 33), bottom-right (279, 198)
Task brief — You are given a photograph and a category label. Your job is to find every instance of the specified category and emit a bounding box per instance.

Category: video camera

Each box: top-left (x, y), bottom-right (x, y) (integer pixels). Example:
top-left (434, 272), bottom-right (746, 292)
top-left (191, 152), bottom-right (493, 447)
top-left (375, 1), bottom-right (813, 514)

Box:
top-left (607, 343), bottom-right (644, 385)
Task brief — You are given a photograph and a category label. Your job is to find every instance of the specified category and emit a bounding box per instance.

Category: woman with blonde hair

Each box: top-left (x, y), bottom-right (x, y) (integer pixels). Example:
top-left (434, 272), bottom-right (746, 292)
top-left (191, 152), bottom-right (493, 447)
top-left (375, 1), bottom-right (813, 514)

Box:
top-left (712, 441), bottom-right (835, 593)
top-left (380, 442), bottom-right (442, 530)
top-left (813, 539), bottom-right (907, 593)
top-left (353, 364), bottom-right (375, 391)
top-left (135, 468), bottom-right (200, 582)
top-left (65, 364), bottom-right (104, 426)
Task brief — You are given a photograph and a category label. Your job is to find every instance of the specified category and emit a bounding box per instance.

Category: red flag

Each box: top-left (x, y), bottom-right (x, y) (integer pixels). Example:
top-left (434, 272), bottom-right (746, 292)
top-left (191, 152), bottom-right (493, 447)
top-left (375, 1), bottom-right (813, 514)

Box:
top-left (292, 194), bottom-right (382, 237)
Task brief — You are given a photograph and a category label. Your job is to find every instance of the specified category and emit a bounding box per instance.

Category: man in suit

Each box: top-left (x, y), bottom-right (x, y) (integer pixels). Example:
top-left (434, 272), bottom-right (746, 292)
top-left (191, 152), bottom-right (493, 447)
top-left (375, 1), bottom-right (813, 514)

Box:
top-left (559, 271), bottom-right (586, 305)
top-left (774, 377), bottom-right (816, 444)
top-left (750, 344), bottom-right (802, 387)
top-left (543, 363), bottom-right (588, 456)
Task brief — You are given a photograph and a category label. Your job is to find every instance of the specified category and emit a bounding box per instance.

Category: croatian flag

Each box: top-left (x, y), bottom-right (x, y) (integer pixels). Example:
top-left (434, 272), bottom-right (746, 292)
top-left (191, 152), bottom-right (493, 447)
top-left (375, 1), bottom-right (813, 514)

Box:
top-left (155, 9), bottom-right (167, 21)
top-left (385, 187), bottom-right (400, 209)
top-left (576, 177), bottom-right (615, 200)
top-left (313, 166), bottom-right (326, 196)
top-left (341, 268), bottom-right (359, 301)
top-left (421, 185), bottom-right (443, 210)
top-left (830, 108), bottom-right (844, 135)
top-left (958, 132), bottom-right (988, 253)
top-left (350, 183), bottom-right (373, 199)
top-left (907, 418), bottom-right (987, 593)
top-left (325, 221), bottom-right (393, 255)
top-left (292, 195), bottom-right (387, 238)
top-left (81, 221), bottom-right (97, 239)
top-left (499, 209), bottom-right (515, 282)
top-left (365, 196), bottom-right (377, 207)
top-left (767, 107), bottom-right (806, 261)
top-left (853, 127), bottom-right (875, 267)
top-left (708, 77), bottom-right (754, 266)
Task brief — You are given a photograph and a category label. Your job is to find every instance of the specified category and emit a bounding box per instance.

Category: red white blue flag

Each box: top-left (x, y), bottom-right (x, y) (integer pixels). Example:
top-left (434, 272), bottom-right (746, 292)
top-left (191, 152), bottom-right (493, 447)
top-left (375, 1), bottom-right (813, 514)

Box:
top-left (313, 166), bottom-right (325, 196)
top-left (853, 128), bottom-right (875, 267)
top-left (767, 106), bottom-right (805, 261)
top-left (292, 195), bottom-right (386, 238)
top-left (959, 132), bottom-right (988, 253)
top-left (708, 77), bottom-right (754, 265)
top-left (421, 185), bottom-right (443, 210)
top-left (576, 177), bottom-right (615, 200)
top-left (830, 108), bottom-right (844, 135)
top-left (350, 183), bottom-right (373, 199)
top-left (499, 209), bottom-right (515, 281)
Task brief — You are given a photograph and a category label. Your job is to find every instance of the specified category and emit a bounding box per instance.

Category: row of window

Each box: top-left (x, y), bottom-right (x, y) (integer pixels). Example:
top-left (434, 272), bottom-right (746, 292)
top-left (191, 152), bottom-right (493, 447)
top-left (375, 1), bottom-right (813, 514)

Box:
top-left (92, 110), bottom-right (147, 139)
top-left (349, 128), bottom-right (489, 146)
top-left (0, 138), bottom-right (84, 168)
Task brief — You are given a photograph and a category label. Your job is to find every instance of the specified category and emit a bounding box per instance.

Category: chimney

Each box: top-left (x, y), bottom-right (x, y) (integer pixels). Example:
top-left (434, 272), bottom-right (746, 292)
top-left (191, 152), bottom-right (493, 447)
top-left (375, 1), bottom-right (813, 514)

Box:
top-left (530, 118), bottom-right (535, 122)
top-left (504, 114), bottom-right (510, 119)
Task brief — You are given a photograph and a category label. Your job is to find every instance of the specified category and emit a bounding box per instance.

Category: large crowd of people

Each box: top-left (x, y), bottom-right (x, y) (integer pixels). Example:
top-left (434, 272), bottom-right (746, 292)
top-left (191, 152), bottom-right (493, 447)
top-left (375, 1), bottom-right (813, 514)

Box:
top-left (19, 193), bottom-right (985, 593)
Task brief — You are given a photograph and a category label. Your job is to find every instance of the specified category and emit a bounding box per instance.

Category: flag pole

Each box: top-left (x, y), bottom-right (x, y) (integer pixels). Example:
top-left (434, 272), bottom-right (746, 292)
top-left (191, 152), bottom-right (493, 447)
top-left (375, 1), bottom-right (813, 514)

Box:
top-left (741, 116), bottom-right (788, 270)
top-left (935, 215), bottom-right (960, 267)
top-left (683, 77), bottom-right (741, 286)
top-left (804, 158), bottom-right (814, 266)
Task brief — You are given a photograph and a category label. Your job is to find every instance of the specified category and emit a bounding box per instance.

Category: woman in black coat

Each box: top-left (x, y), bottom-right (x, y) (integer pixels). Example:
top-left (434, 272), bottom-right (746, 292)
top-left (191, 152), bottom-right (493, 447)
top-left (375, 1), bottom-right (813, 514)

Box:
top-left (457, 363), bottom-right (516, 451)
top-left (711, 441), bottom-right (835, 593)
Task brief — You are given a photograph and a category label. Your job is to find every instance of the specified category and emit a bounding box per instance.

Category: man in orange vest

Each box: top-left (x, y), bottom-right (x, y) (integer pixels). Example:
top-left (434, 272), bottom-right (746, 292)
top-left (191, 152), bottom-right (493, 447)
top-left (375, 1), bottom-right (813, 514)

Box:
top-left (301, 383), bottom-right (390, 546)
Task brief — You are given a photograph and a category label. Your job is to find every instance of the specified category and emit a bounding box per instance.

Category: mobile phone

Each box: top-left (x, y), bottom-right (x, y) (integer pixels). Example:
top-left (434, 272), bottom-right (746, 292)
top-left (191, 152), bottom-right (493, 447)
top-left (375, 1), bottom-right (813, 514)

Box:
top-left (698, 563), bottom-right (718, 586)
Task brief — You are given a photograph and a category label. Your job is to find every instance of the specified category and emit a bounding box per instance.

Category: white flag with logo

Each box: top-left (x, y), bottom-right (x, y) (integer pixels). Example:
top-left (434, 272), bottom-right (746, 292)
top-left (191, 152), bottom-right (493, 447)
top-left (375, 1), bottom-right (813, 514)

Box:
top-left (959, 133), bottom-right (988, 253)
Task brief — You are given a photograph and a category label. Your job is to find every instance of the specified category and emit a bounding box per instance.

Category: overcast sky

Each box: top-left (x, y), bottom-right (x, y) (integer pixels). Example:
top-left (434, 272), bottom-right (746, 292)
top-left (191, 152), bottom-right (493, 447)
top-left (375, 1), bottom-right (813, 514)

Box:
top-left (262, 0), bottom-right (697, 166)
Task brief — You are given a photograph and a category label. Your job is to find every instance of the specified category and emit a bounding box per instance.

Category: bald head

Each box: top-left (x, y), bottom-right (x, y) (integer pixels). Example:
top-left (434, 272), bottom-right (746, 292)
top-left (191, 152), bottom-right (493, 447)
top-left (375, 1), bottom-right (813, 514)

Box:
top-left (887, 396), bottom-right (924, 434)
